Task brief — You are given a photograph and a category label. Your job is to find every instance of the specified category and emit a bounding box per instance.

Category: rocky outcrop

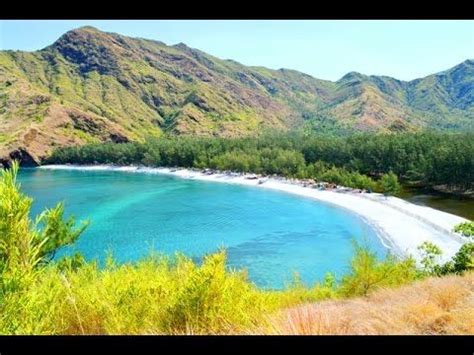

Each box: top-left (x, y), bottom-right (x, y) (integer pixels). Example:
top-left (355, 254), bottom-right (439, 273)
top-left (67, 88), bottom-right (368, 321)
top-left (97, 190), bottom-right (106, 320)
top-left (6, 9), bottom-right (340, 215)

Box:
top-left (0, 148), bottom-right (40, 168)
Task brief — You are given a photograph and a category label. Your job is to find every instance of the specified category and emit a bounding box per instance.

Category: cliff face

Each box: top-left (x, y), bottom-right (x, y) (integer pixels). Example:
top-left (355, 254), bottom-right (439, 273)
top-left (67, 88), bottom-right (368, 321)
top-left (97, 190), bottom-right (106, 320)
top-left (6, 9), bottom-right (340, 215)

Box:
top-left (1, 27), bottom-right (473, 166)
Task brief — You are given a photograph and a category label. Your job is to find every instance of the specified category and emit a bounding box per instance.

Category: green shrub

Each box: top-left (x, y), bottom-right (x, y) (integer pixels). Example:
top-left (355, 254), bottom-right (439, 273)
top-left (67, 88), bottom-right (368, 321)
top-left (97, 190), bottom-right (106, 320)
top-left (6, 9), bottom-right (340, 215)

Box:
top-left (379, 171), bottom-right (401, 196)
top-left (452, 243), bottom-right (474, 273)
top-left (272, 272), bottom-right (339, 308)
top-left (0, 244), bottom-right (424, 335)
top-left (416, 241), bottom-right (474, 276)
top-left (453, 221), bottom-right (474, 238)
top-left (0, 161), bottom-right (87, 296)
top-left (417, 241), bottom-right (443, 275)
top-left (339, 242), bottom-right (418, 297)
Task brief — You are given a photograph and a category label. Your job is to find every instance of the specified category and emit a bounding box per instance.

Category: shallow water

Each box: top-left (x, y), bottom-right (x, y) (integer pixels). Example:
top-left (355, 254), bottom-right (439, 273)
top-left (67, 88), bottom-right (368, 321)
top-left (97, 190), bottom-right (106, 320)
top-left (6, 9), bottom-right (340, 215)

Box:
top-left (18, 168), bottom-right (386, 289)
top-left (400, 187), bottom-right (474, 220)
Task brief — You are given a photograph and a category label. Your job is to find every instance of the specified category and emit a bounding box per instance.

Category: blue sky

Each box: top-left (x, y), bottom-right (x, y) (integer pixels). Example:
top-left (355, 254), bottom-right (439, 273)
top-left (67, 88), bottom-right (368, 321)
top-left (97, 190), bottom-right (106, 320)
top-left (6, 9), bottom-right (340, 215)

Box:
top-left (1, 20), bottom-right (473, 81)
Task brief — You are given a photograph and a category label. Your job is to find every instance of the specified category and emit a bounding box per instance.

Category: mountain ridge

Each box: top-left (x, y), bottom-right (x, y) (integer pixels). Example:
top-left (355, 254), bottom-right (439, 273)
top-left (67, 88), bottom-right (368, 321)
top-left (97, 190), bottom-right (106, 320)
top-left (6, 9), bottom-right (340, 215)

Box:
top-left (0, 26), bottom-right (473, 165)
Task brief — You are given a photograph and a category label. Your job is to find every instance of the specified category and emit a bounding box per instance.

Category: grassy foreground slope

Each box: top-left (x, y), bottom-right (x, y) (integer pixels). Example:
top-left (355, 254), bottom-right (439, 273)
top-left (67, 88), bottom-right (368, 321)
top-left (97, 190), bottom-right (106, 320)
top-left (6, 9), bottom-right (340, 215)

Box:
top-left (266, 272), bottom-right (474, 335)
top-left (1, 26), bottom-right (473, 165)
top-left (3, 251), bottom-right (472, 335)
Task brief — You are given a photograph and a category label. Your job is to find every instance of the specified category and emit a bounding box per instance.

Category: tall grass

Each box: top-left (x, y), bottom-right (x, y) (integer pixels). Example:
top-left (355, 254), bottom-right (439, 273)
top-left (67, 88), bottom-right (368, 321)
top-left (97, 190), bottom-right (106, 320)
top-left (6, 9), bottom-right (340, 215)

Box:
top-left (0, 246), bottom-right (424, 335)
top-left (266, 272), bottom-right (474, 335)
top-left (0, 251), bottom-right (272, 334)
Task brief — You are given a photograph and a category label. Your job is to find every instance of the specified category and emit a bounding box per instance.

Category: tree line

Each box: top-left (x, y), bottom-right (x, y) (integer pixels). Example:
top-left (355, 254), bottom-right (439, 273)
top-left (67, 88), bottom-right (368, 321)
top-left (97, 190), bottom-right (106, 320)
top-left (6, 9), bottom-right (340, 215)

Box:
top-left (46, 131), bottom-right (474, 194)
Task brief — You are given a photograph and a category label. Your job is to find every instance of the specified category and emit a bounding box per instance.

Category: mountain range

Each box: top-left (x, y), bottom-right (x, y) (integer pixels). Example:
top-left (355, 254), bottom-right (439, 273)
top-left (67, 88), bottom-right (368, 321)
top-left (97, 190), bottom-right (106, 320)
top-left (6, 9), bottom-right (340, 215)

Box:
top-left (1, 26), bottom-right (473, 165)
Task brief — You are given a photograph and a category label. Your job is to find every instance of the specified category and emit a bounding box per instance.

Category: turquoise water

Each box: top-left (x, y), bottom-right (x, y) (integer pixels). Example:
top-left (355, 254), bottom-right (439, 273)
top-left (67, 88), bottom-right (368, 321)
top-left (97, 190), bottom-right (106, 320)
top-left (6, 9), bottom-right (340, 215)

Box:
top-left (18, 168), bottom-right (387, 289)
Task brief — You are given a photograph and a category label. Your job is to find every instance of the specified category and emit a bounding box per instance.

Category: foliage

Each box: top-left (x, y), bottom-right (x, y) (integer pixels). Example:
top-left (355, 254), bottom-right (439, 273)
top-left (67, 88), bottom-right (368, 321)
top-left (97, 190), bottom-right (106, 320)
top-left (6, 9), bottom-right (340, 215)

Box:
top-left (418, 241), bottom-right (474, 276)
top-left (0, 245), bottom-right (424, 335)
top-left (379, 172), bottom-right (401, 196)
top-left (454, 221), bottom-right (474, 238)
top-left (56, 252), bottom-right (87, 272)
top-left (338, 242), bottom-right (418, 297)
top-left (267, 272), bottom-right (474, 335)
top-left (0, 161), bottom-right (87, 297)
top-left (417, 241), bottom-right (443, 275)
top-left (452, 243), bottom-right (474, 273)
top-left (35, 203), bottom-right (89, 263)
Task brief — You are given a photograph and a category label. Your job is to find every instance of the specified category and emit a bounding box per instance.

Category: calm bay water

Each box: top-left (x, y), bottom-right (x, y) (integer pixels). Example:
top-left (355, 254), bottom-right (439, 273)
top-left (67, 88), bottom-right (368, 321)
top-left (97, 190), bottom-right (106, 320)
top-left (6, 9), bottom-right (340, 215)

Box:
top-left (18, 168), bottom-right (386, 289)
top-left (400, 187), bottom-right (474, 220)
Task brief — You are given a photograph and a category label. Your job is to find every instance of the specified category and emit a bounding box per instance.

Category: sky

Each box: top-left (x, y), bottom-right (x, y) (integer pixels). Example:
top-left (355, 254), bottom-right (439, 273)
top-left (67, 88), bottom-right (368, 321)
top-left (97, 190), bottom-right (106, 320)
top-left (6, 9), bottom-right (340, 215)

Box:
top-left (0, 20), bottom-right (473, 81)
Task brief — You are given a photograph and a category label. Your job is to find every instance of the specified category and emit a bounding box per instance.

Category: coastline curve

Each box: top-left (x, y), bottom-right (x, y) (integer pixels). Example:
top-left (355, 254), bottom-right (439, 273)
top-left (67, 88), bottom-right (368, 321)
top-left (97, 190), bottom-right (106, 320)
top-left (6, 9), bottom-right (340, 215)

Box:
top-left (37, 164), bottom-right (469, 263)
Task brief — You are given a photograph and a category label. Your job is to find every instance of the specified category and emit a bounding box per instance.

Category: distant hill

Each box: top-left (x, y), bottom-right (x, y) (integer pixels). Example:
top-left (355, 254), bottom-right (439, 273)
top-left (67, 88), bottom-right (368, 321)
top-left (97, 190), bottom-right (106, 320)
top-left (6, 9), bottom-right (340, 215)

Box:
top-left (1, 26), bottom-right (473, 165)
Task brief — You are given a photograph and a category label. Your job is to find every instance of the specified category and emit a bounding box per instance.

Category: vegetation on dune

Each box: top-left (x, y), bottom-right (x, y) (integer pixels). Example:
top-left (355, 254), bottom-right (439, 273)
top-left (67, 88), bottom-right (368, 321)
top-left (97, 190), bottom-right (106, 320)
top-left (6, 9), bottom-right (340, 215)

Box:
top-left (0, 162), bottom-right (473, 334)
top-left (47, 131), bottom-right (474, 194)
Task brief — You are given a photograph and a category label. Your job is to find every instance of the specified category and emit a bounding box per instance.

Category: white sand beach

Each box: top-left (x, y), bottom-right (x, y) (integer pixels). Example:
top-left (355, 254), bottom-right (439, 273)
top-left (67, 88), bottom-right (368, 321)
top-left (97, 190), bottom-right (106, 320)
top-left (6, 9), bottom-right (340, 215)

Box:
top-left (39, 165), bottom-right (469, 263)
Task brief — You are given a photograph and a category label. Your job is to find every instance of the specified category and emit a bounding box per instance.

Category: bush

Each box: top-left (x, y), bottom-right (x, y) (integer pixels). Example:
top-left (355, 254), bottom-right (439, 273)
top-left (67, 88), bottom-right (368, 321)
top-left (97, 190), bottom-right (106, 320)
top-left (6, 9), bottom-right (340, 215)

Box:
top-left (274, 272), bottom-right (339, 308)
top-left (0, 244), bottom-right (424, 335)
top-left (339, 242), bottom-right (418, 297)
top-left (160, 251), bottom-right (270, 334)
top-left (452, 243), bottom-right (474, 273)
top-left (453, 221), bottom-right (474, 238)
top-left (416, 241), bottom-right (474, 276)
top-left (0, 161), bottom-right (87, 297)
top-left (418, 241), bottom-right (443, 275)
top-left (379, 171), bottom-right (401, 196)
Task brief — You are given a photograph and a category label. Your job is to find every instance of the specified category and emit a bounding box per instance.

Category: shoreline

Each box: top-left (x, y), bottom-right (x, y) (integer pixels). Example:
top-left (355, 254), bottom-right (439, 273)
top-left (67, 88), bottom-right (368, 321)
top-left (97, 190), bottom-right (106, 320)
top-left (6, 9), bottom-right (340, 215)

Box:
top-left (37, 164), bottom-right (469, 263)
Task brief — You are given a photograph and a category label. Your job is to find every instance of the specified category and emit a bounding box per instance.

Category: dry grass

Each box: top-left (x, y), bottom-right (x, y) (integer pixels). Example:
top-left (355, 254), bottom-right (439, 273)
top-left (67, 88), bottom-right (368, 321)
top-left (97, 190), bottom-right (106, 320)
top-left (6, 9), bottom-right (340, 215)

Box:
top-left (263, 272), bottom-right (474, 335)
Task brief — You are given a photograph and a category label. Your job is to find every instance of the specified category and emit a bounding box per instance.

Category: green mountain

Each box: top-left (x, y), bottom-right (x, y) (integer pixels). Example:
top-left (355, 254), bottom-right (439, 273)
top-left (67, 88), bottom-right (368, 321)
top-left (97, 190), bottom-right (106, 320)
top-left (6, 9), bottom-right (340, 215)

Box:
top-left (0, 26), bottom-right (473, 165)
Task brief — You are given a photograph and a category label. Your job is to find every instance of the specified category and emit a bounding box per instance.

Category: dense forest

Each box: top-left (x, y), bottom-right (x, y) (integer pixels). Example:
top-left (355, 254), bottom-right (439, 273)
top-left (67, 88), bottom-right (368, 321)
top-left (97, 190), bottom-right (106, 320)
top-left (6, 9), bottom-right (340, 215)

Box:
top-left (46, 131), bottom-right (474, 194)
